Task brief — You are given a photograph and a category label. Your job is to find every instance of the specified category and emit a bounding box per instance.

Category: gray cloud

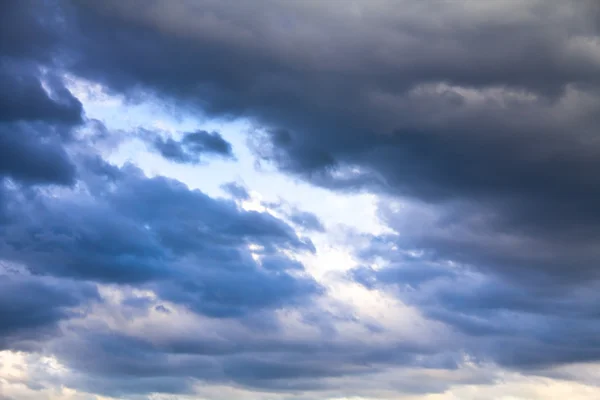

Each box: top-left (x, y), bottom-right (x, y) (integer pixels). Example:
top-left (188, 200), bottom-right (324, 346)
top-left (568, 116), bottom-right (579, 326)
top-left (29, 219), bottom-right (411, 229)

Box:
top-left (0, 60), bottom-right (82, 125)
top-left (350, 226), bottom-right (600, 368)
top-left (3, 0), bottom-right (600, 397)
top-left (0, 273), bottom-right (99, 351)
top-left (0, 122), bottom-right (77, 185)
top-left (287, 209), bottom-right (325, 233)
top-left (142, 129), bottom-right (234, 164)
top-left (56, 0), bottom-right (600, 286)
top-left (264, 200), bottom-right (326, 233)
top-left (0, 146), bottom-right (331, 395)
top-left (44, 316), bottom-right (458, 398)
top-left (54, 0), bottom-right (600, 374)
top-left (0, 3), bottom-right (83, 186)
top-left (0, 161), bottom-right (319, 317)
top-left (221, 181), bottom-right (251, 201)
top-left (0, 60), bottom-right (81, 185)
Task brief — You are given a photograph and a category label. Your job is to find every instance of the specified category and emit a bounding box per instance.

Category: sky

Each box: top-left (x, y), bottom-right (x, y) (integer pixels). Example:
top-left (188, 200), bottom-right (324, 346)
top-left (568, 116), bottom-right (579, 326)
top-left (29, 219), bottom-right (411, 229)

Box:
top-left (1, 0), bottom-right (600, 399)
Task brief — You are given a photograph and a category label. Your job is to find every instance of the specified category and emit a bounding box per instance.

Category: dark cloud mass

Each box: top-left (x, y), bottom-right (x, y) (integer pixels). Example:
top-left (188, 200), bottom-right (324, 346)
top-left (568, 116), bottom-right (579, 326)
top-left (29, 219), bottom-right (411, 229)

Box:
top-left (0, 122), bottom-right (76, 185)
top-left (0, 0), bottom-right (82, 186)
top-left (0, 60), bottom-right (80, 184)
top-left (2, 0), bottom-right (600, 398)
top-left (60, 0), bottom-right (600, 276)
top-left (0, 61), bottom-right (82, 124)
top-left (0, 274), bottom-right (98, 350)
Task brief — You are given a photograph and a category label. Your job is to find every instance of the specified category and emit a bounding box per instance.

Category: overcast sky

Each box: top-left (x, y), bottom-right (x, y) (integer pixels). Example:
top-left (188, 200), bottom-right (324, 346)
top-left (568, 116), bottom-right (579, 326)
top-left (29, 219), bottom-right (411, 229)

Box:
top-left (2, 1), bottom-right (600, 399)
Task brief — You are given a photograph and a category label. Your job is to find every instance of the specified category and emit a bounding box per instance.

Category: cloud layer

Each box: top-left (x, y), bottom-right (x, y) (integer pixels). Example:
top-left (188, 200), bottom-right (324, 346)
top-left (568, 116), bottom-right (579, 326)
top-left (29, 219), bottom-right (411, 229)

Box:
top-left (2, 0), bottom-right (600, 399)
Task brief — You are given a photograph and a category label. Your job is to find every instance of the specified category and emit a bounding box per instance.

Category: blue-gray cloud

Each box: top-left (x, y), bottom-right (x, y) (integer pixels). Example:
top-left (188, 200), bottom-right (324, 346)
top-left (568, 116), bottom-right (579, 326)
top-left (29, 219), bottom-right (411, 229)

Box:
top-left (54, 0), bottom-right (600, 289)
top-left (0, 3), bottom-right (83, 186)
top-left (0, 122), bottom-right (77, 185)
top-left (0, 274), bottom-right (99, 351)
top-left (0, 160), bottom-right (319, 317)
top-left (264, 200), bottom-right (326, 233)
top-left (350, 228), bottom-right (600, 368)
top-left (143, 129), bottom-right (234, 164)
top-left (221, 181), bottom-right (251, 201)
top-left (3, 0), bottom-right (600, 398)
top-left (287, 209), bottom-right (325, 233)
top-left (0, 61), bottom-right (81, 185)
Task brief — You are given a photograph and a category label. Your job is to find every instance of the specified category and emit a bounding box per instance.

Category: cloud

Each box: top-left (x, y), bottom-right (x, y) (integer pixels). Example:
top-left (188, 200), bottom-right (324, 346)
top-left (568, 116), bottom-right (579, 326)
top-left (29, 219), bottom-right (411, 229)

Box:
top-left (221, 181), bottom-right (250, 201)
top-left (350, 219), bottom-right (600, 368)
top-left (0, 0), bottom-right (65, 62)
top-left (0, 160), bottom-right (319, 317)
top-left (38, 297), bottom-right (457, 397)
top-left (0, 3), bottom-right (83, 186)
top-left (0, 136), bottom-right (328, 396)
top-left (0, 273), bottom-right (99, 351)
top-left (42, 0), bottom-right (600, 375)
top-left (53, 0), bottom-right (600, 284)
top-left (142, 129), bottom-right (234, 164)
top-left (0, 61), bottom-right (82, 125)
top-left (0, 62), bottom-right (80, 184)
top-left (0, 123), bottom-right (77, 185)
top-left (268, 202), bottom-right (326, 233)
top-left (2, 0), bottom-right (600, 398)
top-left (286, 209), bottom-right (325, 232)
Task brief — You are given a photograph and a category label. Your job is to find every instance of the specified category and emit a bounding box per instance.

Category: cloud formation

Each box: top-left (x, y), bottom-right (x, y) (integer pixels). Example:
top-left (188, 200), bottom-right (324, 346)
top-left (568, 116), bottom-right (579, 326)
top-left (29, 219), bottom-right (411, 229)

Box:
top-left (1, 159), bottom-right (318, 312)
top-left (0, 274), bottom-right (98, 351)
top-left (2, 0), bottom-right (600, 398)
top-left (142, 129), bottom-right (234, 164)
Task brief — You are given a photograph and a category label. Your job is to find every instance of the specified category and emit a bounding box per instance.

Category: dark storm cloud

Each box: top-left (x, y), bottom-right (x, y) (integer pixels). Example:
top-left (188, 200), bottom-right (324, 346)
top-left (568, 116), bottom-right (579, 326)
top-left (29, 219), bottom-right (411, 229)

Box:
top-left (0, 0), bottom-right (65, 61)
top-left (55, 0), bottom-right (600, 283)
top-left (0, 63), bottom-right (81, 184)
top-left (47, 0), bottom-right (600, 373)
top-left (0, 123), bottom-right (76, 185)
top-left (3, 0), bottom-right (600, 396)
top-left (0, 274), bottom-right (98, 350)
top-left (0, 61), bottom-right (83, 124)
top-left (142, 129), bottom-right (234, 164)
top-left (0, 1), bottom-right (83, 186)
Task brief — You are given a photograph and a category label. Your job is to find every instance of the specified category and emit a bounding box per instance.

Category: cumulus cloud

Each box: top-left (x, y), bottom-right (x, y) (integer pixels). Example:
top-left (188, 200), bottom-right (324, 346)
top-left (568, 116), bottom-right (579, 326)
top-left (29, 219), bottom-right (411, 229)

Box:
top-left (1, 160), bottom-right (319, 315)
